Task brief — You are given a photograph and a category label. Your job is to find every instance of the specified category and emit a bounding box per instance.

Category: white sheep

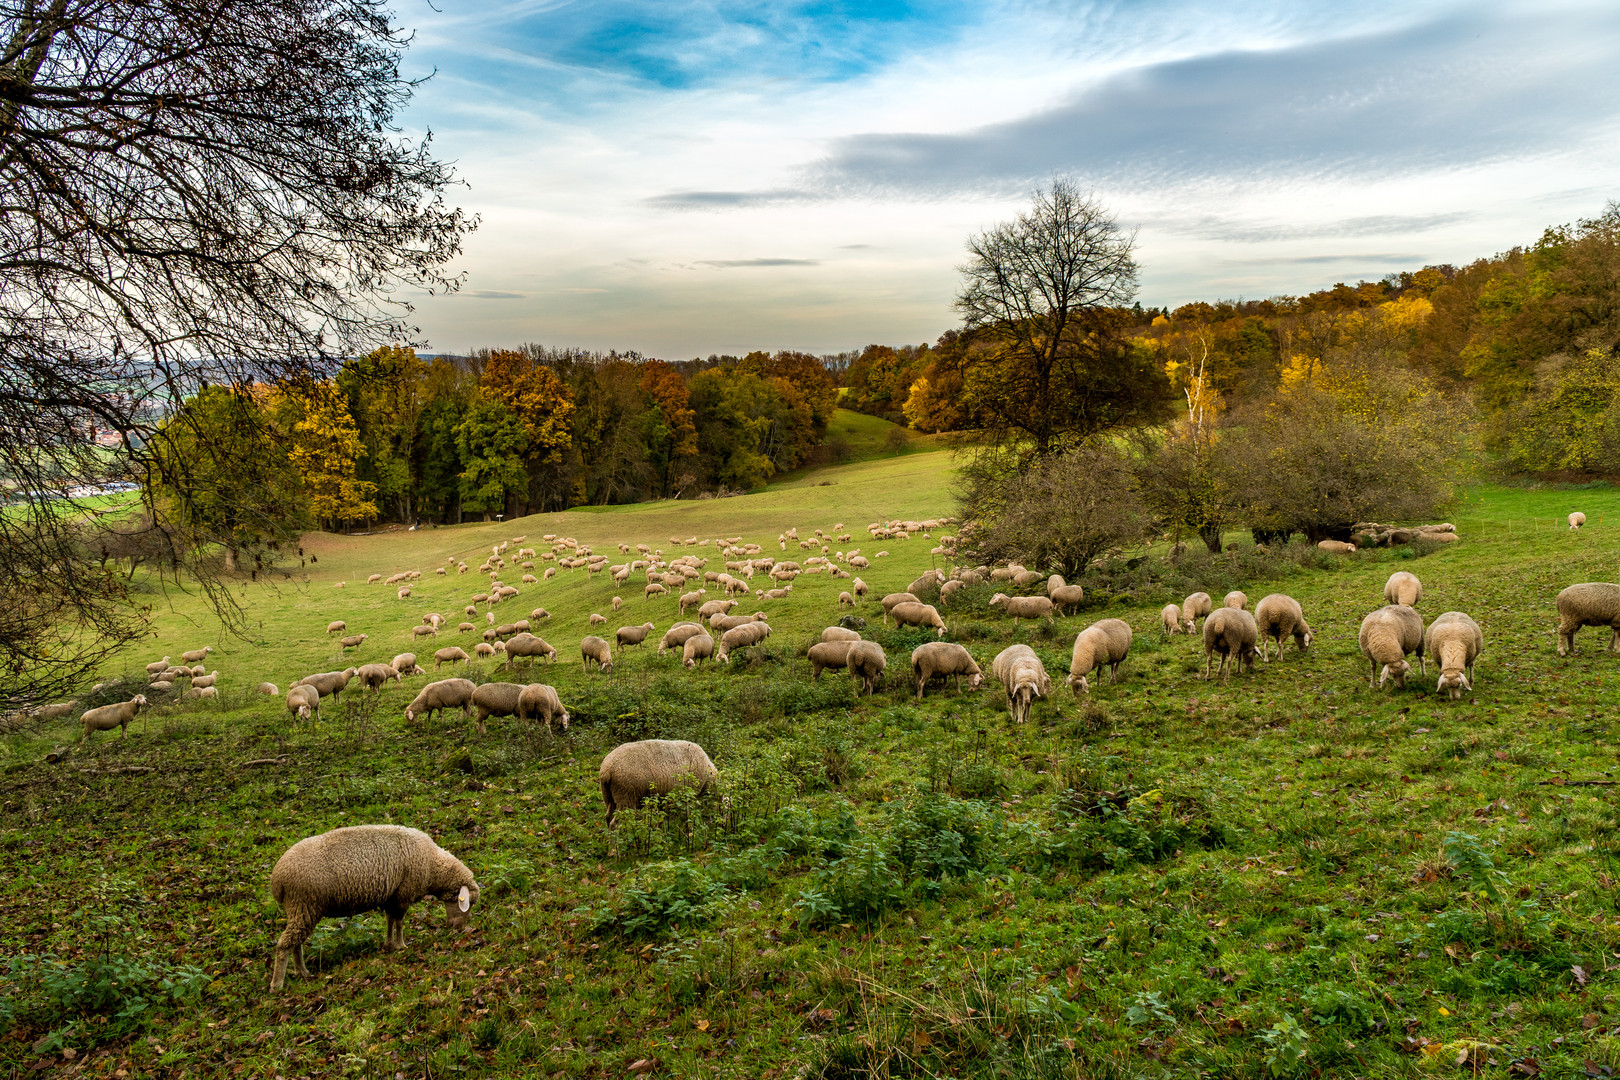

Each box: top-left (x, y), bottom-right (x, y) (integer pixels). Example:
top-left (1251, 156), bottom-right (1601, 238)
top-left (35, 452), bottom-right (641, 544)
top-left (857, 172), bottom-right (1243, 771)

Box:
top-left (269, 825), bottom-right (478, 992)
top-left (910, 641), bottom-right (982, 700)
top-left (80, 695), bottom-right (148, 740)
top-left (1570, 512), bottom-right (1587, 530)
top-left (1223, 591), bottom-right (1248, 610)
top-left (180, 646), bottom-right (214, 664)
top-left (615, 622), bottom-right (656, 649)
top-left (991, 644), bottom-right (1049, 724)
top-left (807, 640), bottom-right (856, 680)
top-left (403, 678), bottom-right (476, 723)
top-left (257, 682), bottom-right (279, 696)
top-left (1384, 571), bottom-right (1422, 608)
top-left (890, 602), bottom-right (947, 637)
top-left (989, 593), bottom-right (1055, 625)
top-left (599, 739), bottom-right (719, 825)
top-left (1317, 540), bottom-right (1356, 555)
top-left (1425, 611), bottom-right (1483, 700)
top-left (1253, 594), bottom-right (1312, 661)
top-left (390, 653), bottom-right (423, 677)
top-left (1067, 619), bottom-right (1132, 694)
top-left (1180, 592), bottom-right (1212, 633)
top-left (1555, 583), bottom-right (1620, 656)
top-left (1159, 604), bottom-right (1183, 635)
top-left (433, 646), bottom-right (470, 670)
top-left (848, 641), bottom-right (886, 695)
top-left (1202, 607), bottom-right (1258, 682)
top-left (1358, 605), bottom-right (1426, 689)
top-left (682, 632), bottom-right (715, 669)
top-left (517, 683), bottom-right (570, 734)
top-left (581, 636), bottom-right (614, 674)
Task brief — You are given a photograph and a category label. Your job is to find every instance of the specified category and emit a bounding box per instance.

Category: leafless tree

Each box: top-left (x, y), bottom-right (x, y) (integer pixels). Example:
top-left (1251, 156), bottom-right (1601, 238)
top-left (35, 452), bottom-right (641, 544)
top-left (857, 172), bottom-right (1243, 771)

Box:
top-left (0, 0), bottom-right (473, 706)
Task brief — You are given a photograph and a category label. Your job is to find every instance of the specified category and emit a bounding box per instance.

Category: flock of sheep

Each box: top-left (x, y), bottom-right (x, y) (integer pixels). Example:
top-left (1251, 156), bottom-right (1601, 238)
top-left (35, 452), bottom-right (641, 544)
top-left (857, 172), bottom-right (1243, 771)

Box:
top-left (31, 512), bottom-right (1620, 992)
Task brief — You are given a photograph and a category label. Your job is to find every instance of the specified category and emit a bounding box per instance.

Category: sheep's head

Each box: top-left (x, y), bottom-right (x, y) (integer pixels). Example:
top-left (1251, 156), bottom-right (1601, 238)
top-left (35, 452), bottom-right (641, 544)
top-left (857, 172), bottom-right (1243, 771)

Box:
top-left (1182, 618), bottom-right (1197, 634)
top-left (966, 672), bottom-right (984, 691)
top-left (1300, 629), bottom-right (1314, 649)
top-left (132, 694), bottom-right (148, 708)
top-left (1378, 660), bottom-right (1410, 689)
top-left (1436, 670), bottom-right (1471, 700)
top-left (1068, 672), bottom-right (1089, 695)
top-left (442, 882), bottom-right (479, 928)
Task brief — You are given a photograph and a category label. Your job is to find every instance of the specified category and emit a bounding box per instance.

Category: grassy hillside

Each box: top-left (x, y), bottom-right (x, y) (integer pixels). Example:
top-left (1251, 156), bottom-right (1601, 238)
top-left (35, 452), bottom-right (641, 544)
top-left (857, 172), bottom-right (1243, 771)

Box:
top-left (4, 460), bottom-right (1620, 1079)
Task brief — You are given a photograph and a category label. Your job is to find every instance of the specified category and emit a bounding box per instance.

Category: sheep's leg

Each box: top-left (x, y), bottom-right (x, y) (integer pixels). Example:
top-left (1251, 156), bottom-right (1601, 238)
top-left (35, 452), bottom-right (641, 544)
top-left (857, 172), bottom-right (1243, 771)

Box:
top-left (1368, 658), bottom-right (1378, 689)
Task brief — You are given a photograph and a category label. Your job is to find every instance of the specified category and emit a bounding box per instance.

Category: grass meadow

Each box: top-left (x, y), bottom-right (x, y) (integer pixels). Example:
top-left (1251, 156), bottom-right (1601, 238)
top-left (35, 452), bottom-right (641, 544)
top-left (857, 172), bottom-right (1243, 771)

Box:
top-left (3, 450), bottom-right (1620, 1079)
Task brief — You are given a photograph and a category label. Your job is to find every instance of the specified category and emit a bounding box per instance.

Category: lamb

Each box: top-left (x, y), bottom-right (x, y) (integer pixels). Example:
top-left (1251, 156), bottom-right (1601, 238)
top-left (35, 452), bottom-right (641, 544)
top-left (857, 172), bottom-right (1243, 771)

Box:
top-left (1384, 571), bottom-right (1422, 608)
top-left (294, 668), bottom-right (359, 702)
top-left (433, 646), bottom-right (470, 670)
top-left (326, 622), bottom-right (345, 635)
top-left (989, 592), bottom-right (1054, 624)
top-left (257, 682), bottom-right (279, 696)
top-left (268, 825), bottom-right (478, 992)
top-left (599, 739), bottom-right (719, 825)
top-left (517, 683), bottom-right (570, 734)
top-left (403, 678), bottom-right (476, 723)
top-left (1570, 511), bottom-right (1587, 530)
top-left (180, 646), bottom-right (214, 664)
top-left (616, 622), bottom-right (656, 649)
top-left (807, 640), bottom-right (856, 680)
top-left (1066, 619), bottom-right (1132, 694)
top-left (890, 602), bottom-right (947, 637)
top-left (80, 695), bottom-right (148, 739)
top-left (1180, 592), bottom-right (1213, 633)
top-left (1223, 591), bottom-right (1248, 610)
top-left (1202, 607), bottom-right (1259, 682)
top-left (339, 634), bottom-right (368, 651)
top-left (992, 644), bottom-right (1049, 724)
top-left (658, 622), bottom-right (705, 654)
top-left (1316, 540), bottom-right (1357, 555)
top-left (848, 640), bottom-right (887, 695)
top-left (581, 636), bottom-right (614, 674)
top-left (1358, 605), bottom-right (1426, 689)
top-left (1253, 594), bottom-right (1313, 661)
top-left (389, 653), bottom-right (422, 677)
top-left (717, 621), bottom-right (772, 662)
top-left (1425, 611), bottom-right (1483, 700)
top-left (911, 642), bottom-right (983, 700)
top-left (821, 626), bottom-right (861, 643)
top-left (682, 632), bottom-right (715, 668)
top-left (1160, 604), bottom-right (1183, 635)
top-left (503, 633), bottom-right (557, 669)
top-left (469, 682), bottom-right (527, 734)
top-left (1555, 583), bottom-right (1620, 656)
top-left (286, 685), bottom-right (319, 723)
top-left (356, 663), bottom-right (400, 691)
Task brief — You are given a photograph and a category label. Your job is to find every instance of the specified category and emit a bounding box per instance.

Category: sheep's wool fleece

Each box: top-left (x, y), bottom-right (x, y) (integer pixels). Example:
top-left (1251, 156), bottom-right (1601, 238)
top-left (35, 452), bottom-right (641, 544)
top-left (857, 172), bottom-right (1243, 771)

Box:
top-left (271, 825), bottom-right (472, 918)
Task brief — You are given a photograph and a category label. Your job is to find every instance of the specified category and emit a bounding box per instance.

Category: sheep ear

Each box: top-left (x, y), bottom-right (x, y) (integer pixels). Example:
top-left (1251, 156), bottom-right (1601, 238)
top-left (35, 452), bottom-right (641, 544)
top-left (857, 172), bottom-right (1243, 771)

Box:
top-left (457, 885), bottom-right (470, 912)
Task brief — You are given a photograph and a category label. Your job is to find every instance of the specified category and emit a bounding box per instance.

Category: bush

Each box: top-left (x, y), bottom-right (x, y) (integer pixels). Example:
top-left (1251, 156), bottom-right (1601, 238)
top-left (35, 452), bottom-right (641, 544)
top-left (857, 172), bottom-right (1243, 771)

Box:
top-left (588, 859), bottom-right (729, 938)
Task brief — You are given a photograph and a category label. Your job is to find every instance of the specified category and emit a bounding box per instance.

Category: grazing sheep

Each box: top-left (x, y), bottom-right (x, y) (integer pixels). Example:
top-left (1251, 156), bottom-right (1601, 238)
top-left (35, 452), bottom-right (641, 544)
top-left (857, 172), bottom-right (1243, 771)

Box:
top-left (257, 682), bottom-right (279, 696)
top-left (808, 640), bottom-right (856, 680)
top-left (189, 672), bottom-right (218, 689)
top-left (144, 656), bottom-right (171, 674)
top-left (697, 598), bottom-right (737, 620)
top-left (939, 580), bottom-right (966, 603)
top-left (848, 641), bottom-right (887, 695)
top-left (1384, 571), bottom-right (1422, 608)
top-left (147, 680), bottom-right (173, 693)
top-left (268, 825), bottom-right (478, 992)
top-left (839, 591), bottom-right (855, 607)
top-left (908, 570), bottom-right (944, 597)
top-left (80, 696), bottom-right (148, 740)
top-left (1358, 605), bottom-right (1426, 689)
top-left (989, 592), bottom-right (1054, 624)
top-left (531, 608), bottom-right (551, 621)
top-left (1254, 594), bottom-right (1313, 661)
top-left (457, 622), bottom-right (476, 634)
top-left (658, 622), bottom-right (705, 654)
top-left (879, 592), bottom-right (919, 620)
top-left (1426, 611), bottom-right (1483, 700)
top-left (1067, 619), bottom-right (1132, 695)
top-left (1317, 540), bottom-right (1357, 555)
top-left (992, 644), bottom-right (1049, 724)
top-left (1555, 583), bottom-right (1620, 656)
top-left (1223, 591), bottom-right (1248, 610)
top-left (616, 622), bottom-right (656, 649)
top-left (286, 685), bottom-right (319, 723)
top-left (517, 683), bottom-right (570, 734)
top-left (599, 739), bottom-right (719, 825)
top-left (433, 646), bottom-right (470, 670)
top-left (180, 646), bottom-right (214, 664)
top-left (412, 625), bottom-right (437, 640)
top-left (852, 577), bottom-right (868, 597)
top-left (356, 663), bottom-right (400, 691)
top-left (1048, 582), bottom-right (1085, 615)
top-left (403, 678), bottom-right (476, 723)
top-left (469, 682), bottom-right (527, 734)
top-left (1202, 608), bottom-right (1259, 683)
top-left (717, 621), bottom-right (772, 662)
top-left (678, 590), bottom-right (706, 615)
top-left (1180, 592), bottom-right (1213, 633)
top-left (820, 626), bottom-right (861, 643)
top-left (710, 612), bottom-right (767, 633)
top-left (682, 632), bottom-right (715, 669)
top-left (503, 633), bottom-right (557, 669)
top-left (474, 642), bottom-right (497, 658)
top-left (326, 622), bottom-right (345, 635)
top-left (1570, 511), bottom-right (1587, 530)
top-left (339, 634), bottom-right (368, 651)
top-left (397, 586), bottom-right (411, 600)
top-left (388, 653), bottom-right (421, 677)
top-left (890, 602), bottom-right (947, 637)
top-left (911, 642), bottom-right (982, 700)
top-left (294, 668), bottom-right (359, 702)
top-left (588, 613), bottom-right (607, 628)
top-left (1160, 604), bottom-right (1183, 635)
top-left (645, 583), bottom-right (667, 600)
top-left (581, 636), bottom-right (614, 674)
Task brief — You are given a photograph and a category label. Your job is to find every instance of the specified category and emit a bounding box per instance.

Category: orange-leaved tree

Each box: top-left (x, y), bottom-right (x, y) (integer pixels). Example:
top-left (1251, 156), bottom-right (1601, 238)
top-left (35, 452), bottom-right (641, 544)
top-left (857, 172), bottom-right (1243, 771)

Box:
top-left (479, 349), bottom-right (575, 465)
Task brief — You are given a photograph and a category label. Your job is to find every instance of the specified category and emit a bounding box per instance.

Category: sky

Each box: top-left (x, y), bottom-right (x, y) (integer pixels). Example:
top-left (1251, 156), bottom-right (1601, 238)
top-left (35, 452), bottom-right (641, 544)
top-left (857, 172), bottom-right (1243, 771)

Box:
top-left (397, 0), bottom-right (1620, 359)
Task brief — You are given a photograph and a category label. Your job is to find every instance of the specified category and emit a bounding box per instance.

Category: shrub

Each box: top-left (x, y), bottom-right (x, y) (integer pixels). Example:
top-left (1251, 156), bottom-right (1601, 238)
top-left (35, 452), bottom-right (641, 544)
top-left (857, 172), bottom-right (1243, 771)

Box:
top-left (589, 859), bottom-right (729, 938)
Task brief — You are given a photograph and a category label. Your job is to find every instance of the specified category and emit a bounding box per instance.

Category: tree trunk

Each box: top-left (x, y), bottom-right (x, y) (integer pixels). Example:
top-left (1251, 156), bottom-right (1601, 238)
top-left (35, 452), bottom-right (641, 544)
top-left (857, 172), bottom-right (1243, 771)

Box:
top-left (223, 544), bottom-right (238, 572)
top-left (1198, 525), bottom-right (1223, 554)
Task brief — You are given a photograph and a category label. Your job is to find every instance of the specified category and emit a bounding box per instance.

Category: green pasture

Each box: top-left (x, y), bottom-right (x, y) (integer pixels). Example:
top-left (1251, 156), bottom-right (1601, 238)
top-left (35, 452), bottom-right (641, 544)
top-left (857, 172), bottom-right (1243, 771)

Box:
top-left (3, 460), bottom-right (1620, 1079)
